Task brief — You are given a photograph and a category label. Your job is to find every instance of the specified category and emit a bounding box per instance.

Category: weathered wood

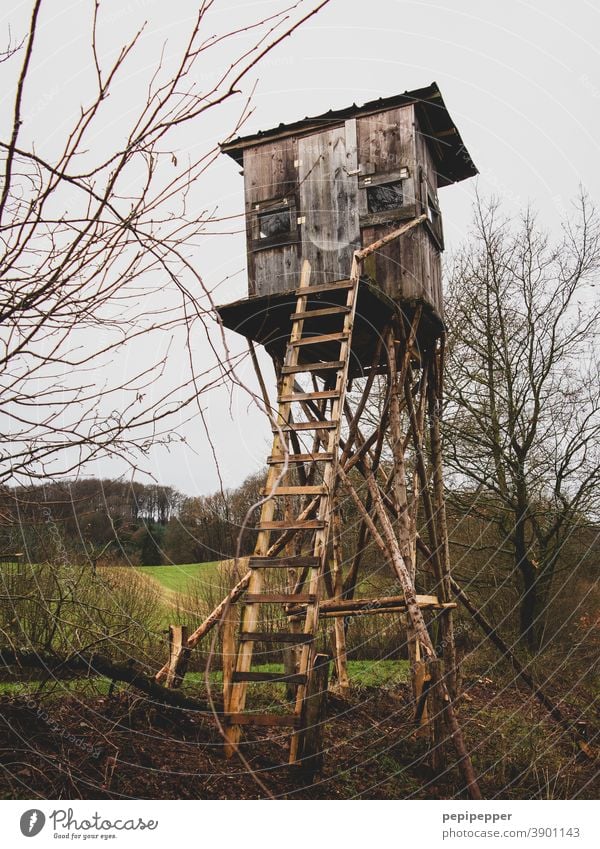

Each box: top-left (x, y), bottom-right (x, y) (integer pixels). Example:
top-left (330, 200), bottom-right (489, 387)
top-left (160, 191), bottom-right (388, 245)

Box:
top-left (427, 341), bottom-right (458, 698)
top-left (258, 519), bottom-right (326, 531)
top-left (331, 509), bottom-right (350, 692)
top-left (296, 653), bottom-right (330, 774)
top-left (291, 331), bottom-right (349, 347)
top-left (281, 360), bottom-right (344, 375)
top-left (428, 658), bottom-right (447, 773)
top-left (225, 264), bottom-right (316, 746)
top-left (414, 657), bottom-right (431, 732)
top-left (244, 593), bottom-right (315, 604)
top-left (249, 555), bottom-right (319, 569)
top-left (288, 254), bottom-right (361, 764)
top-left (274, 420), bottom-right (337, 432)
top-left (279, 389), bottom-right (340, 402)
top-left (298, 123), bottom-right (359, 280)
top-left (240, 631), bottom-right (315, 644)
top-left (155, 567), bottom-right (251, 683)
top-left (338, 331), bottom-right (386, 469)
top-left (318, 606), bottom-right (405, 618)
top-left (267, 452), bottom-right (334, 464)
top-left (227, 713), bottom-right (300, 728)
top-left (386, 324), bottom-right (420, 703)
top-left (232, 671), bottom-right (308, 685)
top-left (291, 306), bottom-right (350, 320)
top-left (317, 602), bottom-right (456, 618)
top-left (222, 605), bottom-right (238, 708)
top-left (357, 131), bottom-right (433, 301)
top-left (243, 136), bottom-right (299, 295)
top-left (292, 280), bottom-right (353, 295)
top-left (262, 485), bottom-right (326, 496)
top-left (356, 214), bottom-right (427, 260)
top-left (218, 101), bottom-right (478, 785)
top-left (318, 594), bottom-right (445, 613)
top-left (165, 625), bottom-right (190, 690)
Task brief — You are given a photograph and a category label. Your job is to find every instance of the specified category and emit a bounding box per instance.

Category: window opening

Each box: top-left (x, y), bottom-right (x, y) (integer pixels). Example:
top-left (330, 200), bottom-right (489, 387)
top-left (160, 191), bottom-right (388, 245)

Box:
top-left (366, 181), bottom-right (404, 214)
top-left (258, 207), bottom-right (291, 239)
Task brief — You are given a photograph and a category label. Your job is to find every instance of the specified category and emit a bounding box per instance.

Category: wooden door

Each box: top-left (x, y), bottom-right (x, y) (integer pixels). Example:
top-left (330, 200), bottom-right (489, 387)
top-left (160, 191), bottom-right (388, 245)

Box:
top-left (298, 120), bottom-right (360, 283)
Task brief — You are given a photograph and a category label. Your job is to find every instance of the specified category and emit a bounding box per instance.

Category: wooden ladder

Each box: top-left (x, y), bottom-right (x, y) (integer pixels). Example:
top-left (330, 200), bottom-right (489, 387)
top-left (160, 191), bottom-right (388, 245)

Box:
top-left (224, 263), bottom-right (360, 763)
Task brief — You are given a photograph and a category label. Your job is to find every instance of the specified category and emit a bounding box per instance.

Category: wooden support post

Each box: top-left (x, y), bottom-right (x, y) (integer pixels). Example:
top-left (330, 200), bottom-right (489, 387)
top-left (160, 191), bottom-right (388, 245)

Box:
top-left (413, 640), bottom-right (430, 737)
top-left (331, 508), bottom-right (350, 693)
top-left (427, 341), bottom-right (458, 699)
top-left (385, 324), bottom-right (421, 702)
top-left (165, 625), bottom-right (190, 689)
top-left (296, 652), bottom-right (330, 778)
top-left (222, 603), bottom-right (239, 709)
top-left (428, 658), bottom-right (447, 774)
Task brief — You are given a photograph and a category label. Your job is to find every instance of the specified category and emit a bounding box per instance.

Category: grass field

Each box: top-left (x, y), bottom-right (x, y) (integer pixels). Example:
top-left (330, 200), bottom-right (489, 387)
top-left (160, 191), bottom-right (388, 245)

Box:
top-left (183, 659), bottom-right (410, 689)
top-left (135, 562), bottom-right (222, 593)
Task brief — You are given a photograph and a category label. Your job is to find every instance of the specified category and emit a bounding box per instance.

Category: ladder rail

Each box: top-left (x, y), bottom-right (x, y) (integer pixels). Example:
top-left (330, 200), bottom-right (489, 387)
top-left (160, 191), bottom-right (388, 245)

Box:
top-left (224, 258), bottom-right (361, 762)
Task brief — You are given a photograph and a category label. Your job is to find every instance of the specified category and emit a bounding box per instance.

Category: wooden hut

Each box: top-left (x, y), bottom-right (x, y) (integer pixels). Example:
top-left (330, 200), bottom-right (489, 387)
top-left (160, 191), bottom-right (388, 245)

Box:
top-left (217, 81), bottom-right (476, 370)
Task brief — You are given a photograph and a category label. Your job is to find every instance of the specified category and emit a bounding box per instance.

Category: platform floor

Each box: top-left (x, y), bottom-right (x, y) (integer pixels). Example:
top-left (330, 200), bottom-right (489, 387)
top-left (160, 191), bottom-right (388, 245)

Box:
top-left (216, 280), bottom-right (443, 377)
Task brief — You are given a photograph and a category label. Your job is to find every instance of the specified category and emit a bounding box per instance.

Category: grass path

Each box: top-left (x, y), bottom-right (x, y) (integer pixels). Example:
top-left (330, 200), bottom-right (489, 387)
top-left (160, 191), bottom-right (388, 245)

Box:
top-left (135, 562), bottom-right (222, 593)
top-left (133, 561), bottom-right (235, 626)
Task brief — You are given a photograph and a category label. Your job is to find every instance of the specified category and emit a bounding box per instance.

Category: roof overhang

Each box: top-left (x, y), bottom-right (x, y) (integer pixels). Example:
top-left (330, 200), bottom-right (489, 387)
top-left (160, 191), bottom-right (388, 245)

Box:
top-left (220, 82), bottom-right (477, 188)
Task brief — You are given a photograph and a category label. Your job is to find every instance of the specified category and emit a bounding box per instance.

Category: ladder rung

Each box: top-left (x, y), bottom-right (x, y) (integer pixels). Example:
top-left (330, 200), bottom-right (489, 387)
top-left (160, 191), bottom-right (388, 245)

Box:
top-left (279, 390), bottom-right (340, 403)
top-left (281, 361), bottom-right (344, 375)
top-left (232, 671), bottom-right (308, 685)
top-left (258, 519), bottom-right (326, 531)
top-left (290, 332), bottom-right (349, 347)
top-left (274, 420), bottom-right (337, 432)
top-left (248, 556), bottom-right (319, 569)
top-left (240, 631), bottom-right (315, 644)
top-left (291, 305), bottom-right (351, 321)
top-left (262, 485), bottom-right (326, 496)
top-left (226, 713), bottom-right (300, 728)
top-left (267, 452), bottom-right (334, 465)
top-left (244, 593), bottom-right (315, 604)
top-left (295, 280), bottom-right (353, 296)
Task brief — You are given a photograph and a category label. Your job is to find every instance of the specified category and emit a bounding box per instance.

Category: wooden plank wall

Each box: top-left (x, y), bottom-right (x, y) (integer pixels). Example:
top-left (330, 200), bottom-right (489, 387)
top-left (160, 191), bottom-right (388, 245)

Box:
top-left (240, 104), bottom-right (444, 318)
top-left (414, 113), bottom-right (444, 317)
top-left (357, 105), bottom-right (420, 302)
top-left (357, 104), bottom-right (444, 318)
top-left (244, 137), bottom-right (300, 296)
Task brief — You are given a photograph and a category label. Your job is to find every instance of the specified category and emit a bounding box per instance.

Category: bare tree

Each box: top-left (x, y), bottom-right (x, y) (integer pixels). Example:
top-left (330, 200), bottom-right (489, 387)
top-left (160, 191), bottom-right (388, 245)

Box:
top-left (0, 0), bottom-right (329, 485)
top-left (444, 192), bottom-right (600, 649)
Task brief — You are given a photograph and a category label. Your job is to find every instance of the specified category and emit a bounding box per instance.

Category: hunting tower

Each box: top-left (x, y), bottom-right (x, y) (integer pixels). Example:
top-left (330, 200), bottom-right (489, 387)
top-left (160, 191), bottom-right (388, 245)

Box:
top-left (218, 82), bottom-right (475, 369)
top-left (211, 83), bottom-right (479, 792)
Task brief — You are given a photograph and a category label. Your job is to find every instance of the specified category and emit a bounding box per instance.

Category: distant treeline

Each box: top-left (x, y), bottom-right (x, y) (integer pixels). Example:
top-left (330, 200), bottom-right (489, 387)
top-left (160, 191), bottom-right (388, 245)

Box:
top-left (0, 473), bottom-right (265, 567)
top-left (0, 474), bottom-right (596, 651)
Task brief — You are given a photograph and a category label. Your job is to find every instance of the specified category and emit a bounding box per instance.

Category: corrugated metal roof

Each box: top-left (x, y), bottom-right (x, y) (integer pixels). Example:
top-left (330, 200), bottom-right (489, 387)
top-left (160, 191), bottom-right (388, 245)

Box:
top-left (220, 82), bottom-right (477, 187)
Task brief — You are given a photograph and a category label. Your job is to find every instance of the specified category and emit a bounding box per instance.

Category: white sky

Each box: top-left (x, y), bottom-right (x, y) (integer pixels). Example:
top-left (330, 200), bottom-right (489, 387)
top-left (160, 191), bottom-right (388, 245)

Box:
top-left (2, 0), bottom-right (599, 496)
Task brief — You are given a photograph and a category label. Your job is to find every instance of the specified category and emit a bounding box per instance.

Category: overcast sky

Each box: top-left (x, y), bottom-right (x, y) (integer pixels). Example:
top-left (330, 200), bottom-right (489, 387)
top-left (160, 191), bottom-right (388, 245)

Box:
top-left (3, 0), bottom-right (599, 496)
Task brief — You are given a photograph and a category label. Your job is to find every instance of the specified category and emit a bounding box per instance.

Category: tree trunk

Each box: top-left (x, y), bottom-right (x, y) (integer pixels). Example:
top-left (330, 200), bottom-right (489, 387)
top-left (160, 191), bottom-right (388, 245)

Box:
top-left (518, 559), bottom-right (538, 650)
top-left (530, 555), bottom-right (557, 649)
top-left (514, 496), bottom-right (539, 650)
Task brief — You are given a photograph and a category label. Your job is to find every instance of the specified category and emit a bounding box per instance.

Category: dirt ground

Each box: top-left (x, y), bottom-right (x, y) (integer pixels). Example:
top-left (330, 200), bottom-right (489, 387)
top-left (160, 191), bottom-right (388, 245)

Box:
top-left (0, 678), bottom-right (597, 800)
